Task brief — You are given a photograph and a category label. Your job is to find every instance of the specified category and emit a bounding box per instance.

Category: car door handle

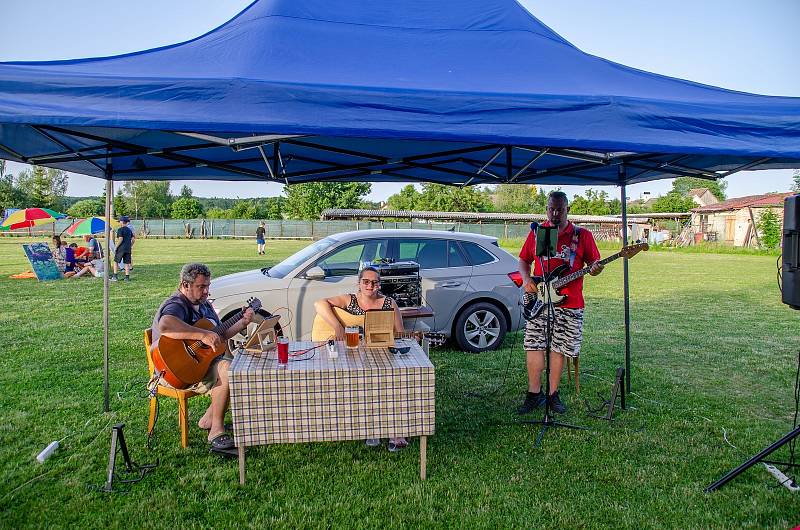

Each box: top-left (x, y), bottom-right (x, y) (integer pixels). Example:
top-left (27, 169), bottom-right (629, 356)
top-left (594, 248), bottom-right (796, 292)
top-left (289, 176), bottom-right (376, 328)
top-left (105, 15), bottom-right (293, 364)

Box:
top-left (438, 281), bottom-right (462, 288)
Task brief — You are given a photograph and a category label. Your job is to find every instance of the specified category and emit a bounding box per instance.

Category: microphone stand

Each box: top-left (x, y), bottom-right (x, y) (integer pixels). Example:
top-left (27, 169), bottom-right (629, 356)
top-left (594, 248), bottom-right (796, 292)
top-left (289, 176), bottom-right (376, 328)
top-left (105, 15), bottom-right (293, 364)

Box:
top-left (521, 225), bottom-right (587, 448)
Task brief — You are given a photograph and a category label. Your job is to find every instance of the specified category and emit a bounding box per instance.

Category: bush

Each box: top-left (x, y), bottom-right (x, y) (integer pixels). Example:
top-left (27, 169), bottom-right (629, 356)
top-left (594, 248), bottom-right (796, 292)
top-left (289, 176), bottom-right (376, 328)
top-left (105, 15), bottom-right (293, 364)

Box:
top-left (756, 208), bottom-right (781, 249)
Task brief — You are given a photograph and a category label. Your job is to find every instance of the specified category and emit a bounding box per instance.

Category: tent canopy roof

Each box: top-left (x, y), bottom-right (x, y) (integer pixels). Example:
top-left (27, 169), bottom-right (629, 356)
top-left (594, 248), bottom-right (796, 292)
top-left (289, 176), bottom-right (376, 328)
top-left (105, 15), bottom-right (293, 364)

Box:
top-left (1, 0), bottom-right (798, 185)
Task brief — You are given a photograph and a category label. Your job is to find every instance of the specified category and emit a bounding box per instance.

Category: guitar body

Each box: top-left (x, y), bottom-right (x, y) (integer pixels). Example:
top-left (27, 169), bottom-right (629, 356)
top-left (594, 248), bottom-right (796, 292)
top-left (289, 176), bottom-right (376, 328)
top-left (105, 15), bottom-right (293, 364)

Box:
top-left (311, 307), bottom-right (364, 341)
top-left (525, 263), bottom-right (570, 320)
top-left (311, 306), bottom-right (446, 346)
top-left (522, 243), bottom-right (649, 322)
top-left (151, 318), bottom-right (227, 389)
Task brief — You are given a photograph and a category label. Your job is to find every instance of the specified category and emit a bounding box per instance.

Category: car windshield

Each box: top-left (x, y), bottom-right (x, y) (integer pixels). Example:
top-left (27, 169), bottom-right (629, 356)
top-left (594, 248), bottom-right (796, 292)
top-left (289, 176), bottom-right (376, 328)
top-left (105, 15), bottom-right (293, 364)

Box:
top-left (267, 236), bottom-right (340, 278)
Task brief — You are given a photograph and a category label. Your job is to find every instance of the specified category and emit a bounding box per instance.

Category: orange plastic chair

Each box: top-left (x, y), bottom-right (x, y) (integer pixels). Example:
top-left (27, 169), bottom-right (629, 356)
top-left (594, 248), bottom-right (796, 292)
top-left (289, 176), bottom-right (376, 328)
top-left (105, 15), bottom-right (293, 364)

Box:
top-left (144, 329), bottom-right (199, 448)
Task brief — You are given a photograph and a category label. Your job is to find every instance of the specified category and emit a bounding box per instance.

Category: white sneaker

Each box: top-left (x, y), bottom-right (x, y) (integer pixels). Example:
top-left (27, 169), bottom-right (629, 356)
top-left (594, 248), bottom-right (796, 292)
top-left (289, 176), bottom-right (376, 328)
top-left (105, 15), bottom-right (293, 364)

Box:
top-left (365, 439), bottom-right (380, 447)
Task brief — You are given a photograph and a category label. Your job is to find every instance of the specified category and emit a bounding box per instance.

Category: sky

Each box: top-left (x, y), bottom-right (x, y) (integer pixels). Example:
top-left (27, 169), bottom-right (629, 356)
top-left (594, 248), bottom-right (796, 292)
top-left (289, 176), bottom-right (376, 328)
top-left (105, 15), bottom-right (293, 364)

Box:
top-left (2, 0), bottom-right (798, 203)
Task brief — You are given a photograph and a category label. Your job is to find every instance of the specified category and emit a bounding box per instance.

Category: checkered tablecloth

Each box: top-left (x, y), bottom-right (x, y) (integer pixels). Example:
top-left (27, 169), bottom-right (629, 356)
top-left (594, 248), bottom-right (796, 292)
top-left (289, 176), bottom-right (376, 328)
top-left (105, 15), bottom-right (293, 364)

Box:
top-left (229, 339), bottom-right (435, 446)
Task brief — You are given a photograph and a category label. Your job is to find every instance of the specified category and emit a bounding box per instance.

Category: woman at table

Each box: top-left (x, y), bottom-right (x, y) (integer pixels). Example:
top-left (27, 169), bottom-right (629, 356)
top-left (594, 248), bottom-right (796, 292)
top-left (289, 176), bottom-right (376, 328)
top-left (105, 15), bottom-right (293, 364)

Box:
top-left (314, 266), bottom-right (408, 452)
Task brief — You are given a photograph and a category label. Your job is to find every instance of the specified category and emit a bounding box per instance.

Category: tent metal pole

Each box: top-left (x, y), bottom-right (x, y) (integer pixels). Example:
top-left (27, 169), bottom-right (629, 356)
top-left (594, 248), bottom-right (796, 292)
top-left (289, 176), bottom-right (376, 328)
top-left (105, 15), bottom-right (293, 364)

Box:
top-left (103, 152), bottom-right (112, 413)
top-left (619, 169), bottom-right (631, 393)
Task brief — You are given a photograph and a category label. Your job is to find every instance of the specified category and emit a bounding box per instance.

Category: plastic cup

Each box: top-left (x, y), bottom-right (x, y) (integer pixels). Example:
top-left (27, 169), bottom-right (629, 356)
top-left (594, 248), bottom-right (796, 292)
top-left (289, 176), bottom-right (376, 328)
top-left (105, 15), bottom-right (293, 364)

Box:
top-left (345, 327), bottom-right (360, 349)
top-left (277, 337), bottom-right (289, 364)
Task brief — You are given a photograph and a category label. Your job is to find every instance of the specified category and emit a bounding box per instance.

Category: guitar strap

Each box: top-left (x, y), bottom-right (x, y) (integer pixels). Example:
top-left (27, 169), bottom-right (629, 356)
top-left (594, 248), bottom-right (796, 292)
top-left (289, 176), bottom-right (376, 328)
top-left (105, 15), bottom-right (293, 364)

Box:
top-left (569, 225), bottom-right (581, 268)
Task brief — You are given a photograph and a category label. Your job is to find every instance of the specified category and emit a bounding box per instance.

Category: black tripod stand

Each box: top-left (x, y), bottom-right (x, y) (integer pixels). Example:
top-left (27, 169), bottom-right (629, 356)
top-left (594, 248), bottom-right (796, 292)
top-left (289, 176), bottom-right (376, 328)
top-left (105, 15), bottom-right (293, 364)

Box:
top-left (521, 226), bottom-right (586, 447)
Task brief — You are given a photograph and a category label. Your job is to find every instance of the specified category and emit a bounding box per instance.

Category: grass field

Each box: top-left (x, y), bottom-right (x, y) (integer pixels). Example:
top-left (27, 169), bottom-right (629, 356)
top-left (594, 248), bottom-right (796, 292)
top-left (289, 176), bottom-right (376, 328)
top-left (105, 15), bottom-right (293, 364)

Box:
top-left (0, 236), bottom-right (797, 529)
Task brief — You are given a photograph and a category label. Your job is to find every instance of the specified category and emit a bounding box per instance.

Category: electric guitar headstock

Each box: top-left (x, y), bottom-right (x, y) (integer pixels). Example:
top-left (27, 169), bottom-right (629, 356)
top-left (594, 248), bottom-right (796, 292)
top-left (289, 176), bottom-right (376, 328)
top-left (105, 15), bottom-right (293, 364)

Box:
top-left (619, 242), bottom-right (649, 259)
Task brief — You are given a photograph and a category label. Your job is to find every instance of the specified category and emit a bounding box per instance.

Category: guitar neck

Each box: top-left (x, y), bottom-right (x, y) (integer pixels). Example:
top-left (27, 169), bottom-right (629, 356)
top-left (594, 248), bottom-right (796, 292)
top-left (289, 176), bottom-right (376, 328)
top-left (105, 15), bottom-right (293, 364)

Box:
top-left (212, 309), bottom-right (243, 337)
top-left (552, 252), bottom-right (623, 289)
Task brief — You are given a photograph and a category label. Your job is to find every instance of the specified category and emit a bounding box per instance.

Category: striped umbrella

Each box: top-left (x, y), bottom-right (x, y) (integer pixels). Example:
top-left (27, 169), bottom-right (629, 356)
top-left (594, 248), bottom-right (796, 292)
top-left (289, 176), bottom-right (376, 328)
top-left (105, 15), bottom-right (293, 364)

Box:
top-left (0, 207), bottom-right (67, 231)
top-left (64, 216), bottom-right (121, 236)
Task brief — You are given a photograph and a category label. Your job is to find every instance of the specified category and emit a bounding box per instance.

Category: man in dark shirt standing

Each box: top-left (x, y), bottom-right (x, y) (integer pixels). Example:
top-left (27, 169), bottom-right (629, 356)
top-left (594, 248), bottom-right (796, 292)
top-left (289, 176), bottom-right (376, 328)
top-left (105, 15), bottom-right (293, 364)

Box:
top-left (111, 216), bottom-right (135, 281)
top-left (255, 222), bottom-right (266, 255)
top-left (152, 263), bottom-right (253, 451)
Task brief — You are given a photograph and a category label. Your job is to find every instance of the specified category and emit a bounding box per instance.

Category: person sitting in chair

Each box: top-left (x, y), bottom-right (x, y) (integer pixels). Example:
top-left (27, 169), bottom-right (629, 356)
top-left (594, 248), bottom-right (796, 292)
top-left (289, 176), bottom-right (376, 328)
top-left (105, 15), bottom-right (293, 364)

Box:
top-left (152, 263), bottom-right (253, 452)
top-left (314, 266), bottom-right (408, 451)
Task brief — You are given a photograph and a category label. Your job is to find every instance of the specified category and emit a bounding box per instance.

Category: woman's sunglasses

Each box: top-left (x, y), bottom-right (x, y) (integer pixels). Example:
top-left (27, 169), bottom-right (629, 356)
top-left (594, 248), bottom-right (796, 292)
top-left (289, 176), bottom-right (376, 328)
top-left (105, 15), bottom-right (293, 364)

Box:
top-left (360, 279), bottom-right (380, 286)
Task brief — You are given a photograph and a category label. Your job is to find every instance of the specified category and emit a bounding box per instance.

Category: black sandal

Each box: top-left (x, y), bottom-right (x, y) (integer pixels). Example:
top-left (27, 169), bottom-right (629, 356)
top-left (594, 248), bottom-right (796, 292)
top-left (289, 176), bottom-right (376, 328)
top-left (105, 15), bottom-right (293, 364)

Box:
top-left (209, 432), bottom-right (235, 451)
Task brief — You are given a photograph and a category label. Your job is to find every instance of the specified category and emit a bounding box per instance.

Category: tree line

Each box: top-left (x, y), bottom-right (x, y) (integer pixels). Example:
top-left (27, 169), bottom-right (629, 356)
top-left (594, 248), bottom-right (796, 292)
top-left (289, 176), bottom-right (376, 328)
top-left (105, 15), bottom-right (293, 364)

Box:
top-left (1, 160), bottom-right (732, 221)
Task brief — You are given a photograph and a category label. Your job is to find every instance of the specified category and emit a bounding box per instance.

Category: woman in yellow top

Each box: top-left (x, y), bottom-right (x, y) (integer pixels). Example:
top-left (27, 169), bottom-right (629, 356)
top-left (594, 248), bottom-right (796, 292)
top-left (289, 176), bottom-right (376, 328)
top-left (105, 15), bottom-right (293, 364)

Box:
top-left (313, 266), bottom-right (408, 451)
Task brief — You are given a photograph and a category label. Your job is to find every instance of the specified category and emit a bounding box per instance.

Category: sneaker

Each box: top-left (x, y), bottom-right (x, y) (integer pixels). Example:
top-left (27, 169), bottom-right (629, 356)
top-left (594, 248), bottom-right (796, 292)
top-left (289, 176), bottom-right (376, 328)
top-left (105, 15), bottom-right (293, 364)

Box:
top-left (388, 437), bottom-right (408, 452)
top-left (365, 439), bottom-right (381, 447)
top-left (516, 391), bottom-right (545, 414)
top-left (547, 391), bottom-right (567, 414)
top-left (109, 275), bottom-right (118, 282)
top-left (123, 275), bottom-right (130, 282)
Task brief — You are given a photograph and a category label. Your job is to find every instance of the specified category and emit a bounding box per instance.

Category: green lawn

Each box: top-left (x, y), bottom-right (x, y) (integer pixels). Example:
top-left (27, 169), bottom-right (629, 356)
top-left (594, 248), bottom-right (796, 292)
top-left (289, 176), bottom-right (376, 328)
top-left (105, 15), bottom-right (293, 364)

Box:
top-left (0, 237), bottom-right (797, 528)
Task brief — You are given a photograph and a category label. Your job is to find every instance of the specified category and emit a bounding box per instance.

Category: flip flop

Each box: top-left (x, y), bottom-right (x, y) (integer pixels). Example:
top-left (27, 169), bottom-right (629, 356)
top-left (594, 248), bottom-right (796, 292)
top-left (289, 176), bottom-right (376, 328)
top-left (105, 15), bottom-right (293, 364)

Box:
top-left (209, 432), bottom-right (235, 451)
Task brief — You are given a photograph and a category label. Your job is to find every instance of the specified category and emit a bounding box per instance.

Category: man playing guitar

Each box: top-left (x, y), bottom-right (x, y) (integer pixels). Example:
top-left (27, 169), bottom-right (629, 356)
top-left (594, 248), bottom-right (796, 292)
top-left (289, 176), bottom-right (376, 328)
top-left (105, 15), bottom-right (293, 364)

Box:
top-left (152, 263), bottom-right (253, 452)
top-left (517, 191), bottom-right (604, 415)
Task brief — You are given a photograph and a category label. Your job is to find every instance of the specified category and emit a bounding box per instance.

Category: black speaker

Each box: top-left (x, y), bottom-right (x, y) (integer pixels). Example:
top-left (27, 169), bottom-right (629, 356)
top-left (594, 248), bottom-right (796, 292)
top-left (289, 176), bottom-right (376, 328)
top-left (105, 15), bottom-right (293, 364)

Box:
top-left (782, 194), bottom-right (800, 309)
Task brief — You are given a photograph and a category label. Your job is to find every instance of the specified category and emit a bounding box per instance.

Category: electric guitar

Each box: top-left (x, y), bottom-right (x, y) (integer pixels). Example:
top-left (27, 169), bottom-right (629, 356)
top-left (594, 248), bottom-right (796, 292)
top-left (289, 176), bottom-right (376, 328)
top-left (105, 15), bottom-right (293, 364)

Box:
top-left (523, 243), bottom-right (648, 321)
top-left (311, 306), bottom-right (446, 346)
top-left (151, 297), bottom-right (262, 389)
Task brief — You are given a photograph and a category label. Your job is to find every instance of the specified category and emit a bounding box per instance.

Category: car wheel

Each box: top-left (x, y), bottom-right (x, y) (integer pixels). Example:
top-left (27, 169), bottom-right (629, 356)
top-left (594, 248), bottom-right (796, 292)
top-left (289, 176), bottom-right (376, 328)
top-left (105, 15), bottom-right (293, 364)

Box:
top-left (226, 309), bottom-right (283, 352)
top-left (453, 302), bottom-right (507, 353)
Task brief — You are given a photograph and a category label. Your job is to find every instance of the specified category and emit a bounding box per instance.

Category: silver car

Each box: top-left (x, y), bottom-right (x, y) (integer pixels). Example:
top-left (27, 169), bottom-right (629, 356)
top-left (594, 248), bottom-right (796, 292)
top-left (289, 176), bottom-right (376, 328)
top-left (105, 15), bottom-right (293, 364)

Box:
top-left (210, 229), bottom-right (524, 352)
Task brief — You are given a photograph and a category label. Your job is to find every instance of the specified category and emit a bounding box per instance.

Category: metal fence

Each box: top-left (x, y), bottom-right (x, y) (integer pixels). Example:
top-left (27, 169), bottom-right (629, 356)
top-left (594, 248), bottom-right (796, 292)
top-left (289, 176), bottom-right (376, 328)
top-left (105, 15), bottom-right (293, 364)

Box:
top-left (1, 218), bottom-right (619, 241)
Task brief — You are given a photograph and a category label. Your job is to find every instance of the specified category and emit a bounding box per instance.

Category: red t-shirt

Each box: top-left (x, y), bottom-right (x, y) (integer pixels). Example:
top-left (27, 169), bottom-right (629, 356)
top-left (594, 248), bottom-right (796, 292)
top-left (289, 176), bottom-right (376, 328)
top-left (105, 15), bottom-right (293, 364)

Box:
top-left (519, 222), bottom-right (600, 309)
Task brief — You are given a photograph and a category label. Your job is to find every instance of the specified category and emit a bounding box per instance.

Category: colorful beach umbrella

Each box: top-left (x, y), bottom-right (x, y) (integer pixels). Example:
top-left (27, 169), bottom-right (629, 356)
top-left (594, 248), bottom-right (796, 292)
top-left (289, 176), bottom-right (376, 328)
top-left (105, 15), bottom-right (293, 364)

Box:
top-left (64, 216), bottom-right (121, 236)
top-left (0, 207), bottom-right (66, 231)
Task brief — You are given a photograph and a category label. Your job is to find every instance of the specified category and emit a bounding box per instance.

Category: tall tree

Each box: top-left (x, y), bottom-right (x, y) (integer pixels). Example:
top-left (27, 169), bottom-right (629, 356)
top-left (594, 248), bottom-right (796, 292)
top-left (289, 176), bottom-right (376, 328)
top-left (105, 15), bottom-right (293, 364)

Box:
top-left (0, 161), bottom-right (26, 211)
top-left (283, 182), bottom-right (371, 219)
top-left (16, 166), bottom-right (68, 210)
top-left (386, 185), bottom-right (421, 210)
top-left (494, 184), bottom-right (538, 213)
top-left (171, 197), bottom-right (204, 219)
top-left (651, 192), bottom-right (697, 213)
top-left (792, 169), bottom-right (800, 193)
top-left (66, 199), bottom-right (105, 217)
top-left (180, 185), bottom-right (194, 199)
top-left (671, 177), bottom-right (727, 201)
top-left (568, 189), bottom-right (613, 215)
top-left (416, 183), bottom-right (493, 212)
top-left (121, 181), bottom-right (173, 218)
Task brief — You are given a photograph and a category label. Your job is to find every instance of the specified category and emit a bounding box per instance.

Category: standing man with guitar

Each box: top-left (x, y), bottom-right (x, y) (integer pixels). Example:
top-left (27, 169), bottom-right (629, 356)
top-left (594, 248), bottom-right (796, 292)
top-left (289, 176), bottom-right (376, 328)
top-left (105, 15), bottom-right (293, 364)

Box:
top-left (152, 263), bottom-right (253, 452)
top-left (517, 191), bottom-right (604, 415)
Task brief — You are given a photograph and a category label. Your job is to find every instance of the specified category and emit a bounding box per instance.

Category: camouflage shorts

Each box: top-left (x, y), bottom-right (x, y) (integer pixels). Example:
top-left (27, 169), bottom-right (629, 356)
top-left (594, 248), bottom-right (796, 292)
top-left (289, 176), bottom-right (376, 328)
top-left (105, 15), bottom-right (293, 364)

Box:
top-left (523, 307), bottom-right (584, 358)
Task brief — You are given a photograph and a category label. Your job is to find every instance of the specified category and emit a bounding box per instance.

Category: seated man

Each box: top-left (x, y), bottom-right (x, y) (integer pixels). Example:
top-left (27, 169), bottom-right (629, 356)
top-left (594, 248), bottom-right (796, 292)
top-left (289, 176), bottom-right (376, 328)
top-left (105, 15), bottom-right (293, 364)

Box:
top-left (152, 262), bottom-right (253, 451)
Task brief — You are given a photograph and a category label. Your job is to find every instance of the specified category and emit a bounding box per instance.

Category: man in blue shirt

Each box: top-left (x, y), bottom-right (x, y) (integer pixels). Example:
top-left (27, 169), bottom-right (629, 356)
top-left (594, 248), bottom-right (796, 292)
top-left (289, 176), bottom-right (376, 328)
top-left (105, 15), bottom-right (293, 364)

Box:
top-left (152, 263), bottom-right (254, 451)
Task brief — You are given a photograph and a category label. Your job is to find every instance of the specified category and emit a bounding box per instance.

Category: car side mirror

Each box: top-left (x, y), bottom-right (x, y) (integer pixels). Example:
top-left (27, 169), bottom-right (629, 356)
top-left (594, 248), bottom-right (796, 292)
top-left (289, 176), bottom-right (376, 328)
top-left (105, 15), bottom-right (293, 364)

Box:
top-left (304, 266), bottom-right (326, 281)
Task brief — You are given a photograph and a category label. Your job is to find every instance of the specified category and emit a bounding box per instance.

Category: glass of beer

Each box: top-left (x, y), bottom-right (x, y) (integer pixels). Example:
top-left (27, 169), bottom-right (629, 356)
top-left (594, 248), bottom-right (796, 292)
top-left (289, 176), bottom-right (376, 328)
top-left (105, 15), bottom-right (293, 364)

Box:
top-left (345, 326), bottom-right (360, 349)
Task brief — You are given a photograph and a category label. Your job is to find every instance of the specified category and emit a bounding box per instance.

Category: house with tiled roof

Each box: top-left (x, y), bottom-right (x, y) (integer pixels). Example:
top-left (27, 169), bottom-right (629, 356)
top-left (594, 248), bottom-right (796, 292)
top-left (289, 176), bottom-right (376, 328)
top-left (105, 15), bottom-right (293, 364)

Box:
top-left (687, 188), bottom-right (719, 208)
top-left (690, 192), bottom-right (794, 246)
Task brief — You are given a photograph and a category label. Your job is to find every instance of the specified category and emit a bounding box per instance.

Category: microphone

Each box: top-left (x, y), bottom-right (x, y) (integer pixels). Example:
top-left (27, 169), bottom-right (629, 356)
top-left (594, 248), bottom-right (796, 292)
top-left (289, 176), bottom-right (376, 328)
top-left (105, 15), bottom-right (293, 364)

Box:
top-left (530, 221), bottom-right (539, 231)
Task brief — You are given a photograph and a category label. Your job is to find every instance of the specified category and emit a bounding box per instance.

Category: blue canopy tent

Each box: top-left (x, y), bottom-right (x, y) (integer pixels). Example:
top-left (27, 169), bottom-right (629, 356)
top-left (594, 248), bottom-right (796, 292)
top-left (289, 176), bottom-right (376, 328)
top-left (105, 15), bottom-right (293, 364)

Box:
top-left (1, 0), bottom-right (798, 410)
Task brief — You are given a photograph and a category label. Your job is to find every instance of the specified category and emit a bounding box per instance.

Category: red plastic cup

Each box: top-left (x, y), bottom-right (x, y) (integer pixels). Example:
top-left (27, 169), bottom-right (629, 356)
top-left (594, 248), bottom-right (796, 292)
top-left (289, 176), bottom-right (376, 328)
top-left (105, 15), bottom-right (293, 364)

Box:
top-left (277, 338), bottom-right (289, 365)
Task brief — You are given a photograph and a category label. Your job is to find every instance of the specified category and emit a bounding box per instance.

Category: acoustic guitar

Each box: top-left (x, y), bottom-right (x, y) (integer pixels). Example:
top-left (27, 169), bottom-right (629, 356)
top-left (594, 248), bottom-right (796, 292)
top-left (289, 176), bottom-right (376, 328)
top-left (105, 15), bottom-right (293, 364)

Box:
top-left (311, 306), bottom-right (445, 346)
top-left (523, 243), bottom-right (648, 321)
top-left (151, 297), bottom-right (262, 389)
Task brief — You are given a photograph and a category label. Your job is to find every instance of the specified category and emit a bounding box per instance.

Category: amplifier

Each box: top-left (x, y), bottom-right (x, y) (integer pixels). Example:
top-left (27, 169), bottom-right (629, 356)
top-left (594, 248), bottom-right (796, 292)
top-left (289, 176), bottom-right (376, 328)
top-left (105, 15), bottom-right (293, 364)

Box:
top-left (363, 260), bottom-right (422, 308)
